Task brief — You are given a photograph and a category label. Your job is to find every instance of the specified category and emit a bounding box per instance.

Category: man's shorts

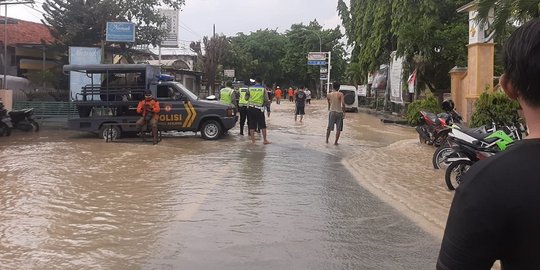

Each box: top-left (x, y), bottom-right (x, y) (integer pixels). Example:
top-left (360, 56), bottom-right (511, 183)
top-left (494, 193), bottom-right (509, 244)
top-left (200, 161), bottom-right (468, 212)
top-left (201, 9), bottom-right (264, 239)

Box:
top-left (295, 106), bottom-right (305, 115)
top-left (327, 111), bottom-right (344, 131)
top-left (136, 116), bottom-right (158, 128)
top-left (247, 107), bottom-right (267, 130)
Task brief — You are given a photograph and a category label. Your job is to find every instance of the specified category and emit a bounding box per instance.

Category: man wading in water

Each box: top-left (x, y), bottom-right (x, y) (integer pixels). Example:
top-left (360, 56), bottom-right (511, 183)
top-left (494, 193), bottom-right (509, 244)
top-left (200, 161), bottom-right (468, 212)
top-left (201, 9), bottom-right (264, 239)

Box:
top-left (326, 82), bottom-right (345, 145)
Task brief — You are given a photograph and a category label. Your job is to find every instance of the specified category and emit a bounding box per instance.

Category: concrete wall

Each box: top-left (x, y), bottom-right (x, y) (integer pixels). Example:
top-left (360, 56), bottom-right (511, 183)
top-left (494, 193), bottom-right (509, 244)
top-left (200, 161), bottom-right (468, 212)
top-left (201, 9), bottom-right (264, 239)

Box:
top-left (450, 43), bottom-right (494, 123)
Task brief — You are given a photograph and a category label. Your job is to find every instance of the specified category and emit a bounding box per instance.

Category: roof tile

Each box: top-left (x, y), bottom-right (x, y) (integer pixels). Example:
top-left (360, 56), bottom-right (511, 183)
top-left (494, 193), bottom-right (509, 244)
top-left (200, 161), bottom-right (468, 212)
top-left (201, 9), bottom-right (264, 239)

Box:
top-left (0, 17), bottom-right (55, 46)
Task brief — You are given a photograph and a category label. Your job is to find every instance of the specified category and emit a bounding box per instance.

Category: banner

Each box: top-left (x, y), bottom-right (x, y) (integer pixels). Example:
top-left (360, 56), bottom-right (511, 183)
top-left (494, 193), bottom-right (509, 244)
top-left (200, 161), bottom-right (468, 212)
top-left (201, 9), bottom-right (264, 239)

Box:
top-left (389, 51), bottom-right (404, 103)
top-left (159, 9), bottom-right (179, 47)
top-left (69, 47), bottom-right (101, 100)
top-left (357, 85), bottom-right (367, 97)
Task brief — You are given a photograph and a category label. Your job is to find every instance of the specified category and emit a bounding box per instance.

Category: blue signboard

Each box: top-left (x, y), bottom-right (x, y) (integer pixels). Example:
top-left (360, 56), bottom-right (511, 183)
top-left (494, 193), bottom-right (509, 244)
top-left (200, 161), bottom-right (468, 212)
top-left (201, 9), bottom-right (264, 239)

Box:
top-left (106, 22), bottom-right (136, 42)
top-left (307, 60), bottom-right (327, 66)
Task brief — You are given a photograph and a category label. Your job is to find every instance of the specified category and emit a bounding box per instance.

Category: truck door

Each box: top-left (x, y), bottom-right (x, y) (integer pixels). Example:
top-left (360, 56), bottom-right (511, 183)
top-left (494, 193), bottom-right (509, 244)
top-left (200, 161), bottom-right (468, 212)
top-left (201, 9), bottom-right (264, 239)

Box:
top-left (155, 84), bottom-right (187, 130)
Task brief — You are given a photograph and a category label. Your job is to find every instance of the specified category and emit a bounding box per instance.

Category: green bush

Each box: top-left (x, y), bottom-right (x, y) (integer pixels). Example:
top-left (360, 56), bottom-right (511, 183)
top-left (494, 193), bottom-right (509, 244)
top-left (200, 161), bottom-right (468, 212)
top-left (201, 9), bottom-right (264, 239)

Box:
top-left (406, 94), bottom-right (442, 125)
top-left (470, 91), bottom-right (521, 128)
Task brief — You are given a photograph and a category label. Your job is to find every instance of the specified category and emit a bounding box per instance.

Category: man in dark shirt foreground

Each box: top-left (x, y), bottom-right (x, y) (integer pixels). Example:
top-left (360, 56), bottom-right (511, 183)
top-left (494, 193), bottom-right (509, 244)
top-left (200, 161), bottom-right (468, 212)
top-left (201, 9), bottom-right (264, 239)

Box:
top-left (437, 19), bottom-right (540, 269)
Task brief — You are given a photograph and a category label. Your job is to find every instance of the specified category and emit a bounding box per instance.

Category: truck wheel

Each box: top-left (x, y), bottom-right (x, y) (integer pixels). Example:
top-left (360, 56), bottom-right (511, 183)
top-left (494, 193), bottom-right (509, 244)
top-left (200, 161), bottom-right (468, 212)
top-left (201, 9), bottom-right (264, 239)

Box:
top-left (100, 125), bottom-right (122, 141)
top-left (201, 120), bottom-right (222, 140)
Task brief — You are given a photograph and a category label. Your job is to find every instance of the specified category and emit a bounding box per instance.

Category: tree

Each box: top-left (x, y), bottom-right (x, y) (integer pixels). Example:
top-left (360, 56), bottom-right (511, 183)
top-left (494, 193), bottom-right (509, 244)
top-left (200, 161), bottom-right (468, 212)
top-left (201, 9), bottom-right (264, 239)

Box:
top-left (338, 0), bottom-right (394, 83)
top-left (345, 62), bottom-right (363, 86)
top-left (190, 35), bottom-right (230, 94)
top-left (42, 0), bottom-right (185, 61)
top-left (282, 22), bottom-right (347, 95)
top-left (477, 0), bottom-right (539, 40)
top-left (220, 21), bottom-right (347, 95)
top-left (222, 35), bottom-right (253, 84)
top-left (338, 0), bottom-right (470, 92)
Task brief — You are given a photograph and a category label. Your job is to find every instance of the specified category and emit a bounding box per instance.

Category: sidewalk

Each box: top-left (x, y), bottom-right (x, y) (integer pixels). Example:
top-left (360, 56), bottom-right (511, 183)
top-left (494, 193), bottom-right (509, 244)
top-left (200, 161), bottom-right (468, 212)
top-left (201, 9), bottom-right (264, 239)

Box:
top-left (358, 105), bottom-right (410, 125)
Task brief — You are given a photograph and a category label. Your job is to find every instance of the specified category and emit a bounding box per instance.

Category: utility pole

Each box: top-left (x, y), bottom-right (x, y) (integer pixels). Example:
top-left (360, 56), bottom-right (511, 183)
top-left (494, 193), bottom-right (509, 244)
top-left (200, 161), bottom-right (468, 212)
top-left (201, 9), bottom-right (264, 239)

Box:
top-left (0, 1), bottom-right (33, 89)
top-left (327, 51), bottom-right (332, 93)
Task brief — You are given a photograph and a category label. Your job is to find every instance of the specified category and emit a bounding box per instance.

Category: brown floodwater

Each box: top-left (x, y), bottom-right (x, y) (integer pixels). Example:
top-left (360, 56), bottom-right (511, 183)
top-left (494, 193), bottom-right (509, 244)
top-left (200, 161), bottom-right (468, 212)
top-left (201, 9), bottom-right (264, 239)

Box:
top-left (0, 100), bottom-right (447, 269)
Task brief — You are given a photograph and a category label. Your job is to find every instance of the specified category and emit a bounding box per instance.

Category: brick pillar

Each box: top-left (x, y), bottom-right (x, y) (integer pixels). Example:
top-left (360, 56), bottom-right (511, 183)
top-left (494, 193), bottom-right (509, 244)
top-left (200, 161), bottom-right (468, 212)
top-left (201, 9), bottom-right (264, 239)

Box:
top-left (449, 67), bottom-right (468, 121)
top-left (0, 89), bottom-right (13, 111)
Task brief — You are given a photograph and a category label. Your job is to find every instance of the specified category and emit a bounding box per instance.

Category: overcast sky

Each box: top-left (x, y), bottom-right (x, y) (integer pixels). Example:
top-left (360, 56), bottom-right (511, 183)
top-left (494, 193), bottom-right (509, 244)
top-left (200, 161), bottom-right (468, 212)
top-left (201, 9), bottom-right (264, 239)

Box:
top-left (10, 0), bottom-right (343, 43)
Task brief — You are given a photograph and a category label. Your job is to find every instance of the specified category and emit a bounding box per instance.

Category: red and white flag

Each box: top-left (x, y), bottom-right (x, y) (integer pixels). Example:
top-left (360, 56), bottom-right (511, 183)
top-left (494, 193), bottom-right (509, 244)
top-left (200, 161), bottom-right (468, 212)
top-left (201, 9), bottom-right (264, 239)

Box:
top-left (408, 69), bottom-right (417, 94)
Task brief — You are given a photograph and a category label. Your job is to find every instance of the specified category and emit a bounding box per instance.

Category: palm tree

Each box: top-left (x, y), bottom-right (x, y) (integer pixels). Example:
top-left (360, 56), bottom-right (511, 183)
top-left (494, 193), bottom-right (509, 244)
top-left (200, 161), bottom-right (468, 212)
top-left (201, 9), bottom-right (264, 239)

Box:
top-left (476, 0), bottom-right (539, 39)
top-left (346, 62), bottom-right (364, 86)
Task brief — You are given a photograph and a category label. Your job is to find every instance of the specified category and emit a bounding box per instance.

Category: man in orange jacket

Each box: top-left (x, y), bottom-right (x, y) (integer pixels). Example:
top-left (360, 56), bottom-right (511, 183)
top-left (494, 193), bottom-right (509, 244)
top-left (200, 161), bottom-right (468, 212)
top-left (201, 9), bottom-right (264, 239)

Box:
top-left (288, 87), bottom-right (294, 102)
top-left (274, 86), bottom-right (282, 104)
top-left (136, 90), bottom-right (161, 144)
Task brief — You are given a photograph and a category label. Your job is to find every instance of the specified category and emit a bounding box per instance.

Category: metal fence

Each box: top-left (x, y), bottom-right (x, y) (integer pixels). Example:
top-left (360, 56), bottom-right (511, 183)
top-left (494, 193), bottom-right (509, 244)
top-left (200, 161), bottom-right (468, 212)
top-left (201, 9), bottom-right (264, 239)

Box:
top-left (13, 101), bottom-right (77, 118)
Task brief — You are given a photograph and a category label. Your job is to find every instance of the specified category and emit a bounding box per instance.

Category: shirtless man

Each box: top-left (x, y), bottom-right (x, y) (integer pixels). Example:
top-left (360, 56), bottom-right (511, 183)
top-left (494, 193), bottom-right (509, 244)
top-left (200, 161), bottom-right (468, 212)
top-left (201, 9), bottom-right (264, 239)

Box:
top-left (326, 82), bottom-right (345, 145)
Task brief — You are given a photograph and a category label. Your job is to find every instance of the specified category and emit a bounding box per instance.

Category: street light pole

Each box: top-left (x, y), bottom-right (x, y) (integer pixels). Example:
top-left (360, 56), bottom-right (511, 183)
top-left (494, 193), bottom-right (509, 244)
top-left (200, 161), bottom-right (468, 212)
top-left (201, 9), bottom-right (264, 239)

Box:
top-left (3, 5), bottom-right (7, 89)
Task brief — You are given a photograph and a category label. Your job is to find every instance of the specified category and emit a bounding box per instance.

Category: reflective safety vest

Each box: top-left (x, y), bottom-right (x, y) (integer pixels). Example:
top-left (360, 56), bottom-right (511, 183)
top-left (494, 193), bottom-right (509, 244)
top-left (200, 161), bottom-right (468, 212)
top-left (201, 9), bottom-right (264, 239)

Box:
top-left (220, 87), bottom-right (233, 105)
top-left (239, 88), bottom-right (248, 106)
top-left (248, 86), bottom-right (265, 106)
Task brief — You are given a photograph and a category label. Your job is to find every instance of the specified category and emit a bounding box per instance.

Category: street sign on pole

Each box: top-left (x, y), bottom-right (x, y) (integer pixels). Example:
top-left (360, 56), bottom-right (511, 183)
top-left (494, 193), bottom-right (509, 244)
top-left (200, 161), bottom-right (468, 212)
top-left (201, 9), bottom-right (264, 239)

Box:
top-left (320, 67), bottom-right (328, 73)
top-left (224, 69), bottom-right (235, 78)
top-left (307, 52), bottom-right (326, 61)
top-left (307, 60), bottom-right (327, 66)
top-left (320, 74), bottom-right (328, 80)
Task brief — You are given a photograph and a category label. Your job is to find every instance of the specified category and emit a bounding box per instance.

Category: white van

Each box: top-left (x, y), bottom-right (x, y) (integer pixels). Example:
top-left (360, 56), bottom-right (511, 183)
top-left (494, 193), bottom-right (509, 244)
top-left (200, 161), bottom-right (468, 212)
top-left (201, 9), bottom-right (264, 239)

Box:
top-left (339, 85), bottom-right (358, 112)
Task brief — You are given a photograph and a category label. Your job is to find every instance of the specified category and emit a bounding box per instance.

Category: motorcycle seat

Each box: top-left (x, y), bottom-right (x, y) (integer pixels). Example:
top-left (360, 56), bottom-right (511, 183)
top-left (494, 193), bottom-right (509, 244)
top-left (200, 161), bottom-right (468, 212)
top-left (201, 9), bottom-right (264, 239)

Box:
top-left (9, 108), bottom-right (33, 114)
top-left (455, 124), bottom-right (487, 134)
top-left (9, 110), bottom-right (29, 116)
top-left (467, 130), bottom-right (498, 143)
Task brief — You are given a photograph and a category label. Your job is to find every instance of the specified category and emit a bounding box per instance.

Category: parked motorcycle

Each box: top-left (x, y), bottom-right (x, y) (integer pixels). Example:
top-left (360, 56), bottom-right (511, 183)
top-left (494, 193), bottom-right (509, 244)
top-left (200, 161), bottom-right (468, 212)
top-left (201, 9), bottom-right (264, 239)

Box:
top-left (443, 120), bottom-right (524, 190)
top-left (0, 100), bottom-right (11, 136)
top-left (8, 107), bottom-right (39, 132)
top-left (433, 112), bottom-right (525, 169)
top-left (432, 121), bottom-right (496, 169)
top-left (444, 142), bottom-right (498, 191)
top-left (416, 100), bottom-right (462, 147)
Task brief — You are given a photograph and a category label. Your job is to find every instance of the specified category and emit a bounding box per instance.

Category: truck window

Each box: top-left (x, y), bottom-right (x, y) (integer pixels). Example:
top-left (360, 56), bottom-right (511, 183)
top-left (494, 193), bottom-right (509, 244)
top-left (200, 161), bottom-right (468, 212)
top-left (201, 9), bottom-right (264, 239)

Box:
top-left (157, 85), bottom-right (184, 101)
top-left (157, 85), bottom-right (170, 98)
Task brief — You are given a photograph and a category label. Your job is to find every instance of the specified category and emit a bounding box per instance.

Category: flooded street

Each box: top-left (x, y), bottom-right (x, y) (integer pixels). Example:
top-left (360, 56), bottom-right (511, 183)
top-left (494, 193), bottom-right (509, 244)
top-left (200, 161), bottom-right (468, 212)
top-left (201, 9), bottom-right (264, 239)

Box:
top-left (0, 100), bottom-right (451, 269)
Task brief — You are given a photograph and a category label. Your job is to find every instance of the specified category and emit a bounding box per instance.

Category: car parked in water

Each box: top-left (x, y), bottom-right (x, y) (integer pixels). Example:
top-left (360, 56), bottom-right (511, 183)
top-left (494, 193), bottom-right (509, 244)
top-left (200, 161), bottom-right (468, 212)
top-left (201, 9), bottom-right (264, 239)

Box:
top-left (339, 85), bottom-right (359, 112)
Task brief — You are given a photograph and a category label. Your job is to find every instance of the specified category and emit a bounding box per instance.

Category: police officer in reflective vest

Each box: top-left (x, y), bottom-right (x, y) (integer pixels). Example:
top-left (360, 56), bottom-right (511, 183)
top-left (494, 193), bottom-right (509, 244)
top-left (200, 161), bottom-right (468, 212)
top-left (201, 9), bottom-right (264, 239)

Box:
top-left (238, 87), bottom-right (249, 136)
top-left (219, 81), bottom-right (234, 105)
top-left (245, 77), bottom-right (271, 144)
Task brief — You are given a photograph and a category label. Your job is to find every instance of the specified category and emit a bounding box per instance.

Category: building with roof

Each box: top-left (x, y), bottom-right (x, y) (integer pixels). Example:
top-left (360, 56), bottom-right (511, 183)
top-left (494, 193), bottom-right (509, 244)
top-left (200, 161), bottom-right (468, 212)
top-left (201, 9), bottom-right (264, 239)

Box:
top-left (0, 16), bottom-right (57, 78)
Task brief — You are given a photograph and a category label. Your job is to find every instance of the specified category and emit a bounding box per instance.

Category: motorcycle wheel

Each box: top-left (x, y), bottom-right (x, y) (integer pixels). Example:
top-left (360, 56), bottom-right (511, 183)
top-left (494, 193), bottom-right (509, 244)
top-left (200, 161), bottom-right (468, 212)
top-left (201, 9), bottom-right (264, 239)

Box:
top-left (433, 133), bottom-right (449, 147)
top-left (432, 145), bottom-right (460, 169)
top-left (417, 125), bottom-right (429, 144)
top-left (0, 123), bottom-right (11, 136)
top-left (418, 134), bottom-right (426, 144)
top-left (30, 120), bottom-right (40, 132)
top-left (445, 160), bottom-right (474, 190)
